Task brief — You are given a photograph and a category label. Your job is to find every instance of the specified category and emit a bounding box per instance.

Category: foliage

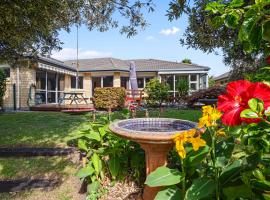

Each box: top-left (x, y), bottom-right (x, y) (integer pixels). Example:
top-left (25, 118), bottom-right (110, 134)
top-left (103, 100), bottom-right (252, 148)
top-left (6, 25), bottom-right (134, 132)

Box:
top-left (146, 80), bottom-right (270, 200)
top-left (245, 67), bottom-right (270, 84)
top-left (69, 116), bottom-right (145, 199)
top-left (144, 78), bottom-right (170, 107)
top-left (93, 87), bottom-right (126, 110)
top-left (0, 68), bottom-right (6, 109)
top-left (208, 76), bottom-right (216, 87)
top-left (186, 85), bottom-right (226, 107)
top-left (206, 0), bottom-right (270, 55)
top-left (0, 0), bottom-right (154, 64)
top-left (175, 78), bottom-right (189, 103)
top-left (166, 0), bottom-right (265, 80)
top-left (181, 58), bottom-right (191, 64)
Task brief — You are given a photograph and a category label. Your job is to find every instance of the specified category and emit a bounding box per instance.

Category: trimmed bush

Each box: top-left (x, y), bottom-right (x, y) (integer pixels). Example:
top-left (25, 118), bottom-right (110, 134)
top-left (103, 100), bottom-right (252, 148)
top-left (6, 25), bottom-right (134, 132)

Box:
top-left (93, 87), bottom-right (126, 110)
top-left (186, 85), bottom-right (226, 107)
top-left (144, 78), bottom-right (170, 107)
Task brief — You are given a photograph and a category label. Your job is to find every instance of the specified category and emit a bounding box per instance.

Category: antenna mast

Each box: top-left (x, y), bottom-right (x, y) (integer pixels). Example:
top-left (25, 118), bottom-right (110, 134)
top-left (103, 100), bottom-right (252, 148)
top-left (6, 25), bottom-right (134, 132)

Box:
top-left (76, 24), bottom-right (79, 89)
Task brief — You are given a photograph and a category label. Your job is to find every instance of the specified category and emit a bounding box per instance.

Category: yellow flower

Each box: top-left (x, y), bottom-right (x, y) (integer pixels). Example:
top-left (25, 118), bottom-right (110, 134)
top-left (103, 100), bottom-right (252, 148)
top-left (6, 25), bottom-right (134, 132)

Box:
top-left (173, 129), bottom-right (206, 159)
top-left (217, 129), bottom-right (226, 137)
top-left (199, 106), bottom-right (222, 128)
top-left (202, 105), bottom-right (213, 115)
top-left (188, 137), bottom-right (206, 151)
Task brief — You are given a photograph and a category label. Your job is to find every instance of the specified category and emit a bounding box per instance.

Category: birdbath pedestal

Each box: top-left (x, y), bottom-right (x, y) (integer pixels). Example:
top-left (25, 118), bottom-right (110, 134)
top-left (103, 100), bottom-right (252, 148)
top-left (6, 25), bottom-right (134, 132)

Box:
top-left (109, 118), bottom-right (197, 200)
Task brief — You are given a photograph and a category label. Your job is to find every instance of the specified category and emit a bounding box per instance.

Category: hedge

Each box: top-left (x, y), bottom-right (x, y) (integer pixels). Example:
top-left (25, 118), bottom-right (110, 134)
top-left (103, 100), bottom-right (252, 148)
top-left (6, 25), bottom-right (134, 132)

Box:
top-left (186, 85), bottom-right (226, 107)
top-left (93, 87), bottom-right (126, 110)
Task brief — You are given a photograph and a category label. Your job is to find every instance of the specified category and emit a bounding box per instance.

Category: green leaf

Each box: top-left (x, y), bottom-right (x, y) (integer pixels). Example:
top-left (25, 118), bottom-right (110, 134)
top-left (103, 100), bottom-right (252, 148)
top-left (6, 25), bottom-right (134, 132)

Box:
top-left (262, 20), bottom-right (270, 42)
top-left (91, 153), bottom-right (102, 175)
top-left (205, 1), bottom-right (225, 14)
top-left (253, 169), bottom-right (265, 181)
top-left (87, 181), bottom-right (100, 193)
top-left (248, 98), bottom-right (264, 113)
top-left (229, 0), bottom-right (245, 7)
top-left (76, 165), bottom-right (95, 179)
top-left (211, 16), bottom-right (224, 28)
top-left (108, 156), bottom-right (120, 178)
top-left (240, 109), bottom-right (259, 119)
top-left (263, 193), bottom-right (270, 200)
top-left (184, 177), bottom-right (215, 200)
top-left (252, 180), bottom-right (270, 191)
top-left (85, 131), bottom-right (101, 141)
top-left (78, 139), bottom-right (88, 151)
top-left (239, 15), bottom-right (261, 42)
top-left (220, 160), bottom-right (242, 185)
top-left (186, 146), bottom-right (209, 167)
top-left (155, 186), bottom-right (183, 200)
top-left (98, 127), bottom-right (107, 137)
top-left (145, 166), bottom-right (182, 187)
top-left (224, 11), bottom-right (240, 28)
top-left (223, 185), bottom-right (254, 200)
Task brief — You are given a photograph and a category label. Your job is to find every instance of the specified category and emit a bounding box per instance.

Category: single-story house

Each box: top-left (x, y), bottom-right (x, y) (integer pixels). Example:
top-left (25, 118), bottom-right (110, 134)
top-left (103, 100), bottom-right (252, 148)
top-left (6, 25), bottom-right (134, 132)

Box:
top-left (1, 55), bottom-right (210, 110)
top-left (214, 71), bottom-right (230, 85)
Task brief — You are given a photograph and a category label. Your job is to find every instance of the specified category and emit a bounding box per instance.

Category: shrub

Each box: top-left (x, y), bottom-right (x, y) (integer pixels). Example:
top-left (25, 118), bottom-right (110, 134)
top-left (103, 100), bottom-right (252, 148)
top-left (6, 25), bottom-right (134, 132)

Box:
top-left (0, 69), bottom-right (6, 109)
top-left (175, 78), bottom-right (189, 102)
top-left (182, 58), bottom-right (192, 64)
top-left (94, 87), bottom-right (126, 110)
top-left (144, 78), bottom-right (170, 107)
top-left (70, 115), bottom-right (145, 198)
top-left (186, 85), bottom-right (226, 107)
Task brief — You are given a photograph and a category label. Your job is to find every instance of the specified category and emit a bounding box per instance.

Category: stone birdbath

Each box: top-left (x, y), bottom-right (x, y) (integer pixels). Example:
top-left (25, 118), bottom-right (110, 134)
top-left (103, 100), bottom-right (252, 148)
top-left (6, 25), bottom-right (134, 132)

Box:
top-left (109, 118), bottom-right (197, 200)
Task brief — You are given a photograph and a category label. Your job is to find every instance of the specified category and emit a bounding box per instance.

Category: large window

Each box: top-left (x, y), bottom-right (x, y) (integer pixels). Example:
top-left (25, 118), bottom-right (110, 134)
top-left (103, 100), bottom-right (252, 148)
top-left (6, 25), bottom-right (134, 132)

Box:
top-left (121, 77), bottom-right (129, 89)
top-left (161, 75), bottom-right (174, 90)
top-left (137, 78), bottom-right (144, 88)
top-left (103, 76), bottom-right (113, 87)
top-left (71, 76), bottom-right (83, 89)
top-left (35, 69), bottom-right (65, 104)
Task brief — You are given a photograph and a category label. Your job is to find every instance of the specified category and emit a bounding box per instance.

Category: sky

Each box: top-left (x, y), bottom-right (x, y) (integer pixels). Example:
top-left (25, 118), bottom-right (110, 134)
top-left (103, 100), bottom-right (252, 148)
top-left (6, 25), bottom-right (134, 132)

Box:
top-left (52, 1), bottom-right (229, 77)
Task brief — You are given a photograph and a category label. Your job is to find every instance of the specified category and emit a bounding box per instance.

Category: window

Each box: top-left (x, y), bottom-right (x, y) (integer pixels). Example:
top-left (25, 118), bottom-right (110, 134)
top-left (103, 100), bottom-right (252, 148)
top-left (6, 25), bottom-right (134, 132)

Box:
top-left (145, 77), bottom-right (153, 85)
top-left (190, 83), bottom-right (197, 90)
top-left (121, 77), bottom-right (129, 89)
top-left (190, 75), bottom-right (197, 81)
top-left (47, 72), bottom-right (56, 91)
top-left (58, 74), bottom-right (65, 91)
top-left (103, 76), bottom-right (113, 87)
top-left (161, 75), bottom-right (174, 90)
top-left (36, 70), bottom-right (46, 90)
top-left (137, 78), bottom-right (144, 88)
top-left (71, 76), bottom-right (83, 89)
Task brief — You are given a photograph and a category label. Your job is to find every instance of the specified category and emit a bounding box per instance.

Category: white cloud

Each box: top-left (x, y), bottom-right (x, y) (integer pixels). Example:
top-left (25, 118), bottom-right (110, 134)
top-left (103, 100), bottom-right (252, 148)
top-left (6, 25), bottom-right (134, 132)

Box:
top-left (146, 36), bottom-right (155, 41)
top-left (51, 48), bottom-right (112, 61)
top-left (159, 27), bottom-right (180, 36)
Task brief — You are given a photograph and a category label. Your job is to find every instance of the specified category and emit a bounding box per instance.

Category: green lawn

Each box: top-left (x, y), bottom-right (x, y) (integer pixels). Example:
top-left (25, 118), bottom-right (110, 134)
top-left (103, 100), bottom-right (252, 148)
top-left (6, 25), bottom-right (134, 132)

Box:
top-left (0, 108), bottom-right (201, 199)
top-left (0, 112), bottom-right (89, 147)
top-left (0, 109), bottom-right (201, 147)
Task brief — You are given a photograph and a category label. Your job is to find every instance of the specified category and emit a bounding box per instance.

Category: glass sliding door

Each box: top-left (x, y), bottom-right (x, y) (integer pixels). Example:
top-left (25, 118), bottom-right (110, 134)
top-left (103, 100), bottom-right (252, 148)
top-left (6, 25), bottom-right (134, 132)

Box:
top-left (35, 69), bottom-right (65, 104)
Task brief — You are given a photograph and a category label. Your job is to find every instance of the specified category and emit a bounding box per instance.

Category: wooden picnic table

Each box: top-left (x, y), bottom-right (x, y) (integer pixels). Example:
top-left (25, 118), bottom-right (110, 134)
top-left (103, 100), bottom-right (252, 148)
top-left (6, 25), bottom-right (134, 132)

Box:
top-left (58, 92), bottom-right (88, 105)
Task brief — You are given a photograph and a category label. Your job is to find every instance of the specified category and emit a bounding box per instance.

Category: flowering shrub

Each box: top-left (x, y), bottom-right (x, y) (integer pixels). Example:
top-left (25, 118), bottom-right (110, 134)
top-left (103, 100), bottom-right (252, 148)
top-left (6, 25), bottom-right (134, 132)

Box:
top-left (145, 80), bottom-right (270, 200)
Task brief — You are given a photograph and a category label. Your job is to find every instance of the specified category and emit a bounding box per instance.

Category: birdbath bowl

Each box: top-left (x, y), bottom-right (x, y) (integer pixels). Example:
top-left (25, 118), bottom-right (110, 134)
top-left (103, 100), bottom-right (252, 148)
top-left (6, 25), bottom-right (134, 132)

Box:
top-left (109, 118), bottom-right (197, 200)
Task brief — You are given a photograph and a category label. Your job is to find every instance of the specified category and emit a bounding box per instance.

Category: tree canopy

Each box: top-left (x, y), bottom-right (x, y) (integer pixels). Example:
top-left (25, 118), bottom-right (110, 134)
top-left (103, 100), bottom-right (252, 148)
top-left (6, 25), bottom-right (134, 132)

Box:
top-left (0, 0), bottom-right (154, 64)
top-left (166, 0), bottom-right (270, 79)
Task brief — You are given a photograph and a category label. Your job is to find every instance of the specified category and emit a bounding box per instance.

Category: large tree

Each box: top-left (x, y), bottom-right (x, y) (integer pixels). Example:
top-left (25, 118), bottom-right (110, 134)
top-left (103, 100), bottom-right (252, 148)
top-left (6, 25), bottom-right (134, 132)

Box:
top-left (0, 0), bottom-right (154, 64)
top-left (166, 0), bottom-right (269, 79)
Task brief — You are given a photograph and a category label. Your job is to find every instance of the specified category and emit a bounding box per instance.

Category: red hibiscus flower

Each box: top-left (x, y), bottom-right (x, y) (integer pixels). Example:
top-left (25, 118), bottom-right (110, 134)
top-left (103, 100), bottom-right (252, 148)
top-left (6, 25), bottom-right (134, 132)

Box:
top-left (217, 80), bottom-right (270, 126)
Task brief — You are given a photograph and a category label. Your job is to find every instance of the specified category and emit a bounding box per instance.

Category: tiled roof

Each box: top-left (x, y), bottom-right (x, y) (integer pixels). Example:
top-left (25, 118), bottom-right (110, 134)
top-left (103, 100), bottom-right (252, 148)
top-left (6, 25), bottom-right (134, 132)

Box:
top-left (214, 71), bottom-right (230, 81)
top-left (64, 58), bottom-right (210, 72)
